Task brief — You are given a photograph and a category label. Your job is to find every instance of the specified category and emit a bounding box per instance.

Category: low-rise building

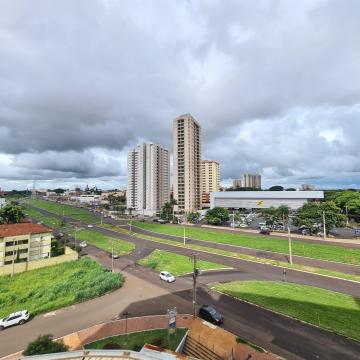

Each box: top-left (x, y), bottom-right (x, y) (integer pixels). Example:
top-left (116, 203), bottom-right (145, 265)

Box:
top-left (0, 198), bottom-right (6, 208)
top-left (0, 223), bottom-right (52, 267)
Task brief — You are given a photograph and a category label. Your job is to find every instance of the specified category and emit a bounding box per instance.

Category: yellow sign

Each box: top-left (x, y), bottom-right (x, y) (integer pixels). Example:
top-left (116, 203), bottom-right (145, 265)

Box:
top-left (256, 200), bottom-right (264, 206)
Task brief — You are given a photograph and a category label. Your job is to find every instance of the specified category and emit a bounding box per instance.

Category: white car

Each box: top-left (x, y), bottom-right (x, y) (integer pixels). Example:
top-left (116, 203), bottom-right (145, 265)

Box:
top-left (87, 224), bottom-right (94, 228)
top-left (160, 271), bottom-right (176, 283)
top-left (79, 241), bottom-right (87, 248)
top-left (0, 310), bottom-right (30, 330)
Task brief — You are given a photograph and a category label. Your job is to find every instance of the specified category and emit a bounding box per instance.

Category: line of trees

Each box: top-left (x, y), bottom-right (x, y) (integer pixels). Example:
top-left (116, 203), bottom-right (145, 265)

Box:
top-left (0, 202), bottom-right (25, 224)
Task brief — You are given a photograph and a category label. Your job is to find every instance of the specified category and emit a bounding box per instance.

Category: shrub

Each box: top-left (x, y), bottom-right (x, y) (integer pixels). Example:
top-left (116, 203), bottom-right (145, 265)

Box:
top-left (23, 334), bottom-right (68, 356)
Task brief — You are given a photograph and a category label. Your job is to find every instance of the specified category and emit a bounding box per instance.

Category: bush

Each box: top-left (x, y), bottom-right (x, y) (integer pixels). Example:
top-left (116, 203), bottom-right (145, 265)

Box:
top-left (205, 207), bottom-right (229, 225)
top-left (23, 334), bottom-right (69, 356)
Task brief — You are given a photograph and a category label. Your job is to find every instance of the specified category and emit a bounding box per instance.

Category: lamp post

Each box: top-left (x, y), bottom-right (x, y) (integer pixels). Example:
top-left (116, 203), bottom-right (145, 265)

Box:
top-left (287, 225), bottom-right (293, 265)
top-left (111, 238), bottom-right (114, 273)
top-left (123, 311), bottom-right (130, 340)
top-left (322, 211), bottom-right (326, 240)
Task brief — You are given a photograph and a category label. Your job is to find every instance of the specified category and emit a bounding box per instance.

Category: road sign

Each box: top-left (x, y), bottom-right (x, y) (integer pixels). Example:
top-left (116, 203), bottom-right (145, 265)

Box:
top-left (167, 307), bottom-right (177, 329)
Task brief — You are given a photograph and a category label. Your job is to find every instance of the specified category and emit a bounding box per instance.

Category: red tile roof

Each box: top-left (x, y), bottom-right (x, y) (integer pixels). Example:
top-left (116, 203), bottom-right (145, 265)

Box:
top-left (0, 223), bottom-right (53, 238)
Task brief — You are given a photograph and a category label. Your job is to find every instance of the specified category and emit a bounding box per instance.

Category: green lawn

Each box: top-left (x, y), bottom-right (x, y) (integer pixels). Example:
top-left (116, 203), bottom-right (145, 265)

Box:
top-left (28, 199), bottom-right (99, 224)
top-left (85, 328), bottom-right (187, 351)
top-left (74, 229), bottom-right (135, 256)
top-left (25, 207), bottom-right (65, 229)
top-left (0, 257), bottom-right (123, 318)
top-left (138, 249), bottom-right (229, 276)
top-left (212, 281), bottom-right (360, 341)
top-left (132, 221), bottom-right (360, 266)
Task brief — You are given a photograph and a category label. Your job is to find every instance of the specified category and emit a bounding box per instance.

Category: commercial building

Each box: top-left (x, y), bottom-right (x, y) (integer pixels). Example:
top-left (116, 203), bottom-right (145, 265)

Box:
top-left (0, 223), bottom-right (52, 267)
top-left (300, 184), bottom-right (315, 191)
top-left (243, 173), bottom-right (261, 189)
top-left (173, 114), bottom-right (202, 212)
top-left (127, 142), bottom-right (170, 215)
top-left (233, 179), bottom-right (242, 188)
top-left (202, 160), bottom-right (220, 207)
top-left (210, 191), bottom-right (324, 210)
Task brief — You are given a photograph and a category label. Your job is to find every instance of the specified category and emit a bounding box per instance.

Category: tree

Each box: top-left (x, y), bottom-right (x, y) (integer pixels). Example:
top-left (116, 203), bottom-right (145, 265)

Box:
top-left (268, 186), bottom-right (284, 191)
top-left (332, 191), bottom-right (360, 216)
top-left (23, 334), bottom-right (69, 356)
top-left (160, 199), bottom-right (177, 221)
top-left (0, 202), bottom-right (25, 224)
top-left (292, 201), bottom-right (345, 235)
top-left (115, 205), bottom-right (126, 215)
top-left (277, 205), bottom-right (291, 230)
top-left (205, 207), bottom-right (229, 225)
top-left (286, 188), bottom-right (296, 191)
top-left (187, 212), bottom-right (201, 223)
top-left (260, 207), bottom-right (278, 229)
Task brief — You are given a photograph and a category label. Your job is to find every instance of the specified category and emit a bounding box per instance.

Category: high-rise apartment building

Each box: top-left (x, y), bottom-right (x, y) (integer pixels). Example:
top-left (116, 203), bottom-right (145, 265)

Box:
top-left (243, 173), bottom-right (261, 189)
top-left (127, 143), bottom-right (170, 215)
top-left (202, 160), bottom-right (220, 206)
top-left (173, 114), bottom-right (202, 212)
top-left (233, 179), bottom-right (242, 188)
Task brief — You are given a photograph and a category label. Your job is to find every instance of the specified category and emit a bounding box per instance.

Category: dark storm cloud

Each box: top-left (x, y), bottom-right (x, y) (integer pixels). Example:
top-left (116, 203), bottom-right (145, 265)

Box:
top-left (0, 0), bottom-right (360, 188)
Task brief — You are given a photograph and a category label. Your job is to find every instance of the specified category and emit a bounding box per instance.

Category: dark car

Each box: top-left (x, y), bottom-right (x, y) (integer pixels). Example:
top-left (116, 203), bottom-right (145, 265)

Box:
top-left (198, 305), bottom-right (223, 325)
top-left (259, 227), bottom-right (270, 235)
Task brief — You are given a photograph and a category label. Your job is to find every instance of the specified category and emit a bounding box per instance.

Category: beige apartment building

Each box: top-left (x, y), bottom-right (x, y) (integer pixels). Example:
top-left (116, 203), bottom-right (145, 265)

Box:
top-left (0, 223), bottom-right (52, 267)
top-left (173, 114), bottom-right (202, 212)
top-left (243, 173), bottom-right (262, 189)
top-left (202, 160), bottom-right (220, 206)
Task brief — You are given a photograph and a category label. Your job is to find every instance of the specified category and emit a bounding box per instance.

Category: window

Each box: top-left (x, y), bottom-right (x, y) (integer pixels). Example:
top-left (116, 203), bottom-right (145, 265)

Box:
top-left (5, 251), bottom-right (14, 256)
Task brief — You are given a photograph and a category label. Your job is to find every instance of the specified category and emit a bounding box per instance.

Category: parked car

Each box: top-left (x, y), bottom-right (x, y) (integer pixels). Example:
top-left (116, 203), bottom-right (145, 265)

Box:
top-left (0, 310), bottom-right (30, 330)
top-left (87, 224), bottom-right (94, 228)
top-left (158, 219), bottom-right (169, 224)
top-left (159, 271), bottom-right (176, 283)
top-left (198, 305), bottom-right (223, 325)
top-left (109, 252), bottom-right (119, 259)
top-left (79, 241), bottom-right (87, 248)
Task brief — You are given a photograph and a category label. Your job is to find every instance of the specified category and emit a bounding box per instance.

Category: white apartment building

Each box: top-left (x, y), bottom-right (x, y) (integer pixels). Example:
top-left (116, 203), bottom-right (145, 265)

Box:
top-left (127, 143), bottom-right (170, 215)
top-left (173, 114), bottom-right (202, 212)
top-left (243, 173), bottom-right (262, 189)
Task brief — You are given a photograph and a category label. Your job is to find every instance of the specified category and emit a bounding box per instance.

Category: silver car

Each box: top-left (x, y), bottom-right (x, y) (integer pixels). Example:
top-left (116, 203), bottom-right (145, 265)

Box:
top-left (0, 310), bottom-right (30, 330)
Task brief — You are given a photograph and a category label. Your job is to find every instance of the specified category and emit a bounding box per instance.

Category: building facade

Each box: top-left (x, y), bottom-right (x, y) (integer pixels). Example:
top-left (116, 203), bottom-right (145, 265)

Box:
top-left (0, 223), bottom-right (52, 267)
top-left (173, 114), bottom-right (202, 212)
top-left (202, 160), bottom-right (220, 207)
top-left (127, 143), bottom-right (170, 215)
top-left (0, 198), bottom-right (5, 208)
top-left (243, 173), bottom-right (261, 189)
top-left (233, 179), bottom-right (242, 188)
top-left (210, 191), bottom-right (324, 210)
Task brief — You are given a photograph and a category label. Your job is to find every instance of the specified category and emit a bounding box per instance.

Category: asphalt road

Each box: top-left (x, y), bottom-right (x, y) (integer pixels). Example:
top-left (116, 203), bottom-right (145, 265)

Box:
top-left (1, 247), bottom-right (359, 360)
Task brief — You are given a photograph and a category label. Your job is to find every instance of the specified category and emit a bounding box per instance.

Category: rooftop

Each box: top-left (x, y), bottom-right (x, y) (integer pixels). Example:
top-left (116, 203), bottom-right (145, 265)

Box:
top-left (0, 223), bottom-right (52, 238)
top-left (211, 191), bottom-right (324, 199)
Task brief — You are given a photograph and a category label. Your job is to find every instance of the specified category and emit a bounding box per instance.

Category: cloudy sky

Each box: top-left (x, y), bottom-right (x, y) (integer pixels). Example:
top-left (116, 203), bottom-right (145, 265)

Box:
top-left (0, 0), bottom-right (359, 191)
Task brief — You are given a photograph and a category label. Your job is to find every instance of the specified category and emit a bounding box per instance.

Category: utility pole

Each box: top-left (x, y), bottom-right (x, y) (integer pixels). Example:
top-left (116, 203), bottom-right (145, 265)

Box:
top-left (74, 225), bottom-right (77, 249)
top-left (232, 210), bottom-right (235, 230)
top-left (345, 205), bottom-right (349, 226)
top-left (287, 225), bottom-right (292, 265)
top-left (322, 211), bottom-right (326, 240)
top-left (111, 239), bottom-right (114, 273)
top-left (192, 253), bottom-right (197, 318)
top-left (183, 212), bottom-right (186, 245)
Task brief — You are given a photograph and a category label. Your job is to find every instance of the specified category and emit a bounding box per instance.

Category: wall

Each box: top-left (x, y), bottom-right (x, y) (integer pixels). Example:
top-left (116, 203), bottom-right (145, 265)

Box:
top-left (0, 246), bottom-right (78, 276)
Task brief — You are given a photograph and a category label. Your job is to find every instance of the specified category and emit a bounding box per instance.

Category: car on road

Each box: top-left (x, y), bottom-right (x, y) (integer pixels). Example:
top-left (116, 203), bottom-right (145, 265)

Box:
top-left (198, 305), bottom-right (223, 325)
top-left (0, 310), bottom-right (30, 330)
top-left (159, 271), bottom-right (176, 283)
top-left (79, 241), bottom-right (87, 248)
top-left (87, 224), bottom-right (94, 228)
top-left (109, 252), bottom-right (120, 259)
top-left (259, 226), bottom-right (270, 235)
top-left (158, 219), bottom-right (169, 224)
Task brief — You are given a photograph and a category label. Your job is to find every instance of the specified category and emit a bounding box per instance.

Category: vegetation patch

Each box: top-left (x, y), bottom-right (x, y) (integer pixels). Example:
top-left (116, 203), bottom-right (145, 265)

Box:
top-left (25, 207), bottom-right (65, 229)
top-left (85, 328), bottom-right (187, 351)
top-left (28, 199), bottom-right (99, 224)
top-left (132, 221), bottom-right (360, 266)
top-left (212, 281), bottom-right (360, 341)
top-left (73, 229), bottom-right (135, 256)
top-left (138, 249), bottom-right (229, 276)
top-left (0, 257), bottom-right (124, 318)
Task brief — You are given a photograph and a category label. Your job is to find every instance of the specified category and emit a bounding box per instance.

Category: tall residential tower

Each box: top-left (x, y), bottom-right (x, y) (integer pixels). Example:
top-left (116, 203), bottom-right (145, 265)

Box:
top-left (202, 160), bottom-right (220, 206)
top-left (127, 143), bottom-right (170, 215)
top-left (173, 114), bottom-right (202, 212)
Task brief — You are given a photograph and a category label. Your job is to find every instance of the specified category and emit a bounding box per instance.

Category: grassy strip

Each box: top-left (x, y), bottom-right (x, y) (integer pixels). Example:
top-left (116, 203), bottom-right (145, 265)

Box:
top-left (212, 281), bottom-right (360, 341)
top-left (132, 221), bottom-right (360, 266)
top-left (72, 229), bottom-right (135, 256)
top-left (138, 249), bottom-right (230, 276)
top-left (24, 207), bottom-right (65, 229)
top-left (85, 328), bottom-right (187, 351)
top-left (105, 224), bottom-right (360, 283)
top-left (0, 257), bottom-right (123, 318)
top-left (28, 199), bottom-right (99, 224)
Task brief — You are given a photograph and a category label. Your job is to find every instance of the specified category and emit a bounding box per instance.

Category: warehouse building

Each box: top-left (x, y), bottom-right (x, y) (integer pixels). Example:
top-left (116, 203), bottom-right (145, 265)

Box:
top-left (210, 191), bottom-right (324, 210)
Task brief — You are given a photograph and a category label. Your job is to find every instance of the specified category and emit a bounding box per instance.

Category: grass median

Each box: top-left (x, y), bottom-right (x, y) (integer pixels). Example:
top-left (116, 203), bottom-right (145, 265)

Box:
top-left (104, 224), bottom-right (360, 283)
top-left (211, 281), bottom-right (360, 341)
top-left (0, 257), bottom-right (124, 318)
top-left (132, 221), bottom-right (360, 266)
top-left (73, 229), bottom-right (135, 256)
top-left (138, 249), bottom-right (230, 276)
top-left (28, 199), bottom-right (99, 224)
top-left (25, 207), bottom-right (65, 229)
